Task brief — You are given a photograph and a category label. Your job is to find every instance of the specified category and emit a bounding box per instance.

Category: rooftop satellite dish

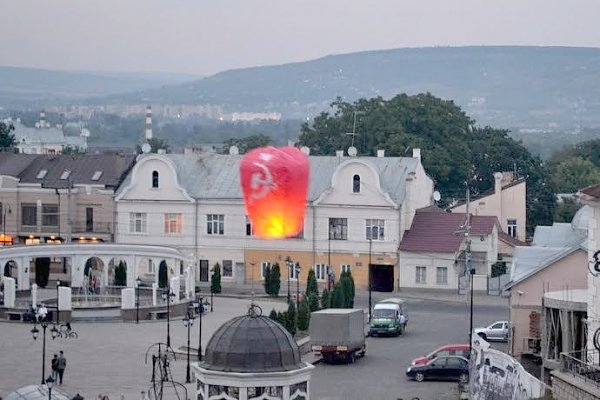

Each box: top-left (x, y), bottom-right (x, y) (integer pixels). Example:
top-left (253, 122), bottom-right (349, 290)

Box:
top-left (229, 145), bottom-right (239, 155)
top-left (347, 146), bottom-right (358, 157)
top-left (432, 191), bottom-right (441, 202)
top-left (141, 143), bottom-right (151, 154)
top-left (300, 146), bottom-right (310, 155)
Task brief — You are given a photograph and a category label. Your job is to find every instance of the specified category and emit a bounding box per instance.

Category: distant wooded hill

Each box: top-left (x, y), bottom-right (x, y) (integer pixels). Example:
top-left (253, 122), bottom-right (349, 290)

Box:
top-left (0, 66), bottom-right (201, 107)
top-left (91, 46), bottom-right (600, 128)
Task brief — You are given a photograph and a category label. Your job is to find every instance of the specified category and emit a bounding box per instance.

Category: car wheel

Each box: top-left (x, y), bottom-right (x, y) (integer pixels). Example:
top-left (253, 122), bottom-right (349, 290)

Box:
top-left (478, 332), bottom-right (487, 341)
top-left (459, 373), bottom-right (469, 384)
top-left (415, 372), bottom-right (425, 382)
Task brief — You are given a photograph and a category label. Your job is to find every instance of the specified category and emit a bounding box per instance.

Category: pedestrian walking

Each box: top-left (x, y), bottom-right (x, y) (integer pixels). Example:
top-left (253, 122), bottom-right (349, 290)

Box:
top-left (51, 354), bottom-right (59, 381)
top-left (57, 350), bottom-right (67, 385)
top-left (140, 391), bottom-right (149, 400)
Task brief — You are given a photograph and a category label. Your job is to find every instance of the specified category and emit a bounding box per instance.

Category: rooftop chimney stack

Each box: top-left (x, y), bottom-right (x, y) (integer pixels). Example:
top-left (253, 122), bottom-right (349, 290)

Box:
top-left (377, 149), bottom-right (385, 158)
top-left (39, 110), bottom-right (46, 128)
top-left (412, 148), bottom-right (421, 161)
top-left (145, 105), bottom-right (153, 140)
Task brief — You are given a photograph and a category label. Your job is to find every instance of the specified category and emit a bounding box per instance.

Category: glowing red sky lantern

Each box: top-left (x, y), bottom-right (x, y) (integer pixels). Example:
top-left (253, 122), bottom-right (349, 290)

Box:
top-left (240, 146), bottom-right (309, 239)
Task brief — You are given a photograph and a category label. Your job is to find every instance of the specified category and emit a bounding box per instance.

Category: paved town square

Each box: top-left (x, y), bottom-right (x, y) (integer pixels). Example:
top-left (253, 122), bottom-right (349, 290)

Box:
top-left (0, 291), bottom-right (507, 400)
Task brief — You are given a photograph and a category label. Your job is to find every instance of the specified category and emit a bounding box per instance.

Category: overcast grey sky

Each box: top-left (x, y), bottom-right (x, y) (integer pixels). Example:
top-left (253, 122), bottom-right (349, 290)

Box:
top-left (2, 0), bottom-right (599, 76)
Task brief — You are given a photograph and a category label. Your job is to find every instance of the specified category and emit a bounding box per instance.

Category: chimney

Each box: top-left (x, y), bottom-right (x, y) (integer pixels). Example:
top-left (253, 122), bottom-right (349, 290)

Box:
top-left (336, 150), bottom-right (344, 158)
top-left (412, 148), bottom-right (421, 161)
top-left (145, 105), bottom-right (153, 140)
top-left (494, 172), bottom-right (503, 194)
top-left (377, 149), bottom-right (385, 158)
top-left (39, 110), bottom-right (46, 128)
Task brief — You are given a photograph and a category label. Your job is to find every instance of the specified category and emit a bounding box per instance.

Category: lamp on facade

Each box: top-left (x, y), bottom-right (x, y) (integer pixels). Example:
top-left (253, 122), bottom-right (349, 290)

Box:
top-left (182, 304), bottom-right (195, 383)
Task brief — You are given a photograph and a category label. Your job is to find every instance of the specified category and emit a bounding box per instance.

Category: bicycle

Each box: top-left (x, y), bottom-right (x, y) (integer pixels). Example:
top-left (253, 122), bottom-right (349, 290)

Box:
top-left (56, 322), bottom-right (78, 339)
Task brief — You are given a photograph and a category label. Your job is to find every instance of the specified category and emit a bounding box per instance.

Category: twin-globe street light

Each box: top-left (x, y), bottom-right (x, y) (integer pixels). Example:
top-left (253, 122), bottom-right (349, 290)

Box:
top-left (182, 304), bottom-right (196, 384)
top-left (31, 316), bottom-right (58, 385)
top-left (161, 289), bottom-right (176, 348)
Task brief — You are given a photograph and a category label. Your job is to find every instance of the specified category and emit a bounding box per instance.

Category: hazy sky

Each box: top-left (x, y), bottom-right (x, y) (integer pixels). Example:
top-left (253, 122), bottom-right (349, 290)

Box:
top-left (2, 0), bottom-right (599, 76)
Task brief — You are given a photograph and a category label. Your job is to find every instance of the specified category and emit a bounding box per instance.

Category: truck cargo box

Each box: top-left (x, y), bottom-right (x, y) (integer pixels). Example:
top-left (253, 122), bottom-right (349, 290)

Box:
top-left (309, 308), bottom-right (365, 350)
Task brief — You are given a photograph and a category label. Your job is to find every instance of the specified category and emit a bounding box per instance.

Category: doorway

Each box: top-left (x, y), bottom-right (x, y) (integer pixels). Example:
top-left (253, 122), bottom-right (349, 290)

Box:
top-left (370, 264), bottom-right (394, 292)
top-left (199, 260), bottom-right (209, 282)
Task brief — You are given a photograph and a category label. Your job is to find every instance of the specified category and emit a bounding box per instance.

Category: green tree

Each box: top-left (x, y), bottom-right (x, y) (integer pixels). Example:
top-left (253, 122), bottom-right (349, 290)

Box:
top-left (306, 269), bottom-right (318, 298)
top-left (158, 262), bottom-right (168, 288)
top-left (61, 145), bottom-right (84, 155)
top-left (269, 263), bottom-right (281, 297)
top-left (35, 258), bottom-right (50, 288)
top-left (114, 261), bottom-right (127, 286)
top-left (550, 157), bottom-right (600, 193)
top-left (297, 296), bottom-right (310, 331)
top-left (321, 288), bottom-right (330, 309)
top-left (211, 263), bottom-right (222, 294)
top-left (0, 122), bottom-right (16, 150)
top-left (554, 197), bottom-right (581, 223)
top-left (330, 283), bottom-right (345, 308)
top-left (308, 293), bottom-right (320, 313)
top-left (221, 134), bottom-right (272, 154)
top-left (263, 264), bottom-right (272, 295)
top-left (283, 300), bottom-right (297, 335)
top-left (340, 270), bottom-right (355, 308)
top-left (298, 94), bottom-right (556, 237)
top-left (491, 262), bottom-right (507, 278)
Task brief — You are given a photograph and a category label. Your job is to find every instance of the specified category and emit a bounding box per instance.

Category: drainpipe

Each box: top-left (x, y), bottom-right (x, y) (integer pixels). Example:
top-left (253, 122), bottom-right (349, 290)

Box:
top-left (311, 204), bottom-right (316, 269)
top-left (194, 198), bottom-right (199, 285)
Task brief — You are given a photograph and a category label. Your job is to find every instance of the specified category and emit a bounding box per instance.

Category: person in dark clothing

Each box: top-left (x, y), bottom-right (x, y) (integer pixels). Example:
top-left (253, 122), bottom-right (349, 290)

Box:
top-left (57, 350), bottom-right (67, 384)
top-left (51, 354), bottom-right (59, 381)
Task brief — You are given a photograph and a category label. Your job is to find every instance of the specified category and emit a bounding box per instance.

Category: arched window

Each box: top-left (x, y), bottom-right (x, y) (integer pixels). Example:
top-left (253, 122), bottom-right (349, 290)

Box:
top-left (152, 171), bottom-right (159, 188)
top-left (353, 174), bottom-right (360, 193)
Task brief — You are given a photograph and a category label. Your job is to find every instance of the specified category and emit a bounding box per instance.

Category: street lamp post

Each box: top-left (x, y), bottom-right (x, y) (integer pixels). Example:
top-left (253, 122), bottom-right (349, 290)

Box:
top-left (295, 262), bottom-right (301, 312)
top-left (56, 281), bottom-right (60, 324)
top-left (161, 289), bottom-right (176, 347)
top-left (183, 305), bottom-right (195, 383)
top-left (328, 229), bottom-right (332, 291)
top-left (194, 298), bottom-right (204, 361)
top-left (368, 238), bottom-right (372, 322)
top-left (136, 277), bottom-right (142, 324)
top-left (46, 375), bottom-right (54, 400)
top-left (285, 257), bottom-right (292, 303)
top-left (31, 318), bottom-right (58, 384)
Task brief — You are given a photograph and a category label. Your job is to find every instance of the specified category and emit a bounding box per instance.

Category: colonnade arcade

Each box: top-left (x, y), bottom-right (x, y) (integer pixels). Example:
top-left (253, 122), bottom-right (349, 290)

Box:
top-left (0, 244), bottom-right (185, 290)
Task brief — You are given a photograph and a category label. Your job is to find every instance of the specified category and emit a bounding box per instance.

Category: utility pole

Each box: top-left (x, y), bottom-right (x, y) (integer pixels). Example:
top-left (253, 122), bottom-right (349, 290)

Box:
top-left (466, 188), bottom-right (474, 354)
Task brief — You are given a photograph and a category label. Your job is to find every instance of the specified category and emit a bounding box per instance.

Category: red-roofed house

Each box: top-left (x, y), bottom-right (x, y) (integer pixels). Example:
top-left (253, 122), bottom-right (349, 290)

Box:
top-left (399, 208), bottom-right (499, 290)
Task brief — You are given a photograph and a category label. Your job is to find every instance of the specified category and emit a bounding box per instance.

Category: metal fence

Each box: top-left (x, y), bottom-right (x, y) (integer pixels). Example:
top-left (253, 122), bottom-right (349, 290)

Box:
top-left (561, 349), bottom-right (600, 389)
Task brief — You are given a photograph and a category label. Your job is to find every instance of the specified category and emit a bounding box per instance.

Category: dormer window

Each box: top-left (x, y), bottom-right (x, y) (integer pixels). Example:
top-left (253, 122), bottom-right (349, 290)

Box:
top-left (60, 170), bottom-right (71, 180)
top-left (91, 171), bottom-right (103, 181)
top-left (152, 171), bottom-right (159, 188)
top-left (36, 169), bottom-right (48, 179)
top-left (353, 174), bottom-right (361, 193)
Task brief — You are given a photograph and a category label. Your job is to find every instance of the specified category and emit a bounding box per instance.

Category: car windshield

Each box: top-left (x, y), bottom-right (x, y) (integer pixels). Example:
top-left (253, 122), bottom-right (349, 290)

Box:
top-left (373, 309), bottom-right (395, 318)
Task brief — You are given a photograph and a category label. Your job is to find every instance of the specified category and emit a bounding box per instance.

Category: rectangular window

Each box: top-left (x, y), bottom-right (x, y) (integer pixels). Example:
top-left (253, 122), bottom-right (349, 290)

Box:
top-left (261, 262), bottom-right (272, 279)
top-left (507, 219), bottom-right (517, 238)
top-left (286, 262), bottom-right (300, 280)
top-left (207, 214), bottom-right (224, 235)
top-left (314, 264), bottom-right (326, 281)
top-left (164, 213), bottom-right (183, 234)
top-left (415, 266), bottom-right (427, 284)
top-left (329, 218), bottom-right (348, 240)
top-left (41, 204), bottom-right (59, 227)
top-left (341, 264), bottom-right (352, 274)
top-left (246, 216), bottom-right (253, 236)
top-left (366, 219), bottom-right (385, 240)
top-left (129, 212), bottom-right (147, 234)
top-left (22, 204), bottom-right (37, 226)
top-left (222, 260), bottom-right (233, 277)
top-left (436, 267), bottom-right (448, 285)
top-left (86, 207), bottom-right (93, 232)
top-left (148, 259), bottom-right (155, 273)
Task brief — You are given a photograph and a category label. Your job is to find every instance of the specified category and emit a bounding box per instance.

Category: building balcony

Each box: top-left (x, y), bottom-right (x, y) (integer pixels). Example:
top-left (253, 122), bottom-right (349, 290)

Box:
top-left (559, 349), bottom-right (600, 390)
top-left (71, 222), bottom-right (112, 235)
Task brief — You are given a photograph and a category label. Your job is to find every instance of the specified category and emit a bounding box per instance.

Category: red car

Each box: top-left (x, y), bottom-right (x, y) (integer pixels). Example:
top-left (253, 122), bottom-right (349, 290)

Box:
top-left (411, 344), bottom-right (470, 366)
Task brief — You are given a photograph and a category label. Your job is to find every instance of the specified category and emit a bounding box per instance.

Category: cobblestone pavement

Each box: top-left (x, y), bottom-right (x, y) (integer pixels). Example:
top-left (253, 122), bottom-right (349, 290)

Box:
top-left (0, 296), bottom-right (287, 400)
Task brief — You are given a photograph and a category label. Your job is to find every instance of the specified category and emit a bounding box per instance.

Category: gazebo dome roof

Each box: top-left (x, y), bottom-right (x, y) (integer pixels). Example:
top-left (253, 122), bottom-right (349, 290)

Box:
top-left (200, 307), bottom-right (304, 373)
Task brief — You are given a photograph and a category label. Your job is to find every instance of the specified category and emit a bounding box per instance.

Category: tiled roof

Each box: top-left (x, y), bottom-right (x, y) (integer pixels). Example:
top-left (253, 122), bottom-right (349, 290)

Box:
top-left (580, 183), bottom-right (600, 199)
top-left (149, 153), bottom-right (419, 202)
top-left (399, 210), bottom-right (498, 253)
top-left (0, 153), bottom-right (136, 189)
top-left (505, 246), bottom-right (583, 290)
top-left (498, 231), bottom-right (528, 247)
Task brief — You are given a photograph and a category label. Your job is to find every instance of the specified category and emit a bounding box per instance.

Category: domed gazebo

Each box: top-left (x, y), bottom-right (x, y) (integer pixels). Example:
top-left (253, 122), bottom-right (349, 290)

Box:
top-left (193, 306), bottom-right (314, 400)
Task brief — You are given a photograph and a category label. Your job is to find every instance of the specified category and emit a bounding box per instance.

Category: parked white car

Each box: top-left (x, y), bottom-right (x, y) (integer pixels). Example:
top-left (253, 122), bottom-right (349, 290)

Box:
top-left (474, 320), bottom-right (509, 342)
